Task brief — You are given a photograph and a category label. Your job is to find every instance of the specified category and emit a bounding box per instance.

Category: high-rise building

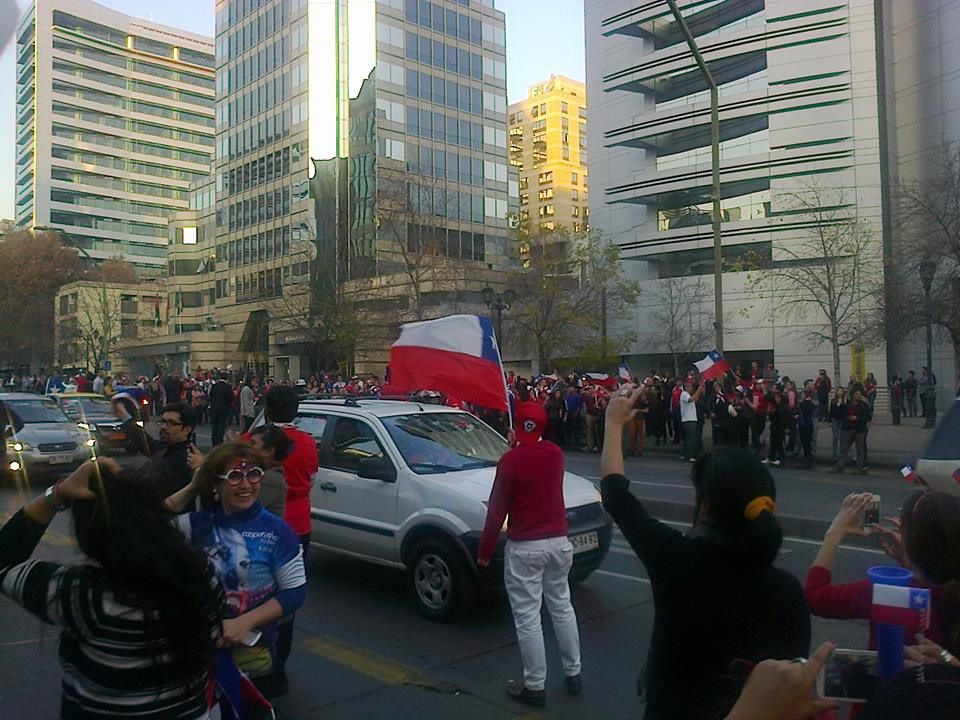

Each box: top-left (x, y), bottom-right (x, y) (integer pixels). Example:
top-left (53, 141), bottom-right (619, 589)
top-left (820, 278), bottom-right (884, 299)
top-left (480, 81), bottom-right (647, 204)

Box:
top-left (117, 0), bottom-right (513, 379)
top-left (14, 0), bottom-right (215, 272)
top-left (508, 75), bottom-right (589, 247)
top-left (585, 0), bottom-right (933, 384)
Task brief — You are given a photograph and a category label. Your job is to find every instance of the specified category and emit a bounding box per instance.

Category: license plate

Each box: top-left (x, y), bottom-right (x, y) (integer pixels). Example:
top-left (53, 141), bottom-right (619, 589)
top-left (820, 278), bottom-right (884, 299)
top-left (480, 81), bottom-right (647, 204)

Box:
top-left (570, 531), bottom-right (599, 554)
top-left (48, 454), bottom-right (73, 465)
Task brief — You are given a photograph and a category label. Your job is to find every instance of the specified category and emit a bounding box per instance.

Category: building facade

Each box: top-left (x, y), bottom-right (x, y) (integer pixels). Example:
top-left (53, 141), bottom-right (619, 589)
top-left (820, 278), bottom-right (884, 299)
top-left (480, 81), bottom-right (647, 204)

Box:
top-left (585, 0), bottom-right (896, 384)
top-left (508, 75), bottom-right (589, 247)
top-left (14, 0), bottom-right (215, 273)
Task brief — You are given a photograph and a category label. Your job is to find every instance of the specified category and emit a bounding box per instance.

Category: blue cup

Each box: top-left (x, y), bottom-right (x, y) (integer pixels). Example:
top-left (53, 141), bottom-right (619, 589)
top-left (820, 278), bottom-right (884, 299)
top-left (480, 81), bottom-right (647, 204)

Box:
top-left (868, 566), bottom-right (914, 679)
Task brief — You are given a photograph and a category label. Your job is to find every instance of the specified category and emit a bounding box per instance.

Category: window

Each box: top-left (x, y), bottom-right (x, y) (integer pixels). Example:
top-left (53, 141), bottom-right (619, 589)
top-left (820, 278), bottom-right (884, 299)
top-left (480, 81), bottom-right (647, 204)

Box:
top-left (325, 418), bottom-right (386, 473)
top-left (561, 101), bottom-right (568, 114)
top-left (538, 171), bottom-right (553, 184)
top-left (293, 413), bottom-right (328, 446)
top-left (571, 172), bottom-right (579, 185)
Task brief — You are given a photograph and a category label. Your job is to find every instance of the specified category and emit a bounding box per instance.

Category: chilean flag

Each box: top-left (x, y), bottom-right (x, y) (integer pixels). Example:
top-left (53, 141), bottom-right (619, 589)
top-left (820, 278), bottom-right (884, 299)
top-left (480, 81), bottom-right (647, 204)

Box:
top-left (694, 349), bottom-right (731, 381)
top-left (901, 465), bottom-right (919, 484)
top-left (388, 315), bottom-right (508, 412)
top-left (618, 362), bottom-right (632, 382)
top-left (871, 584), bottom-right (930, 628)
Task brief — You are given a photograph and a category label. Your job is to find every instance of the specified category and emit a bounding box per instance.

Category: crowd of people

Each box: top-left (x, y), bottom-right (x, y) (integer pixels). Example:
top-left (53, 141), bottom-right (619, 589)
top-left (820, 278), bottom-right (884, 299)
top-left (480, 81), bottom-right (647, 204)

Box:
top-left (1, 359), bottom-right (959, 719)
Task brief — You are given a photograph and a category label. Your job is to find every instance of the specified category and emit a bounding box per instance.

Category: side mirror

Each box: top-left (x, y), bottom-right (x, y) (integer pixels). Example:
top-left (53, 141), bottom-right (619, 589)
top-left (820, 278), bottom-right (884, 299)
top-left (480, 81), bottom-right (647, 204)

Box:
top-left (357, 456), bottom-right (397, 483)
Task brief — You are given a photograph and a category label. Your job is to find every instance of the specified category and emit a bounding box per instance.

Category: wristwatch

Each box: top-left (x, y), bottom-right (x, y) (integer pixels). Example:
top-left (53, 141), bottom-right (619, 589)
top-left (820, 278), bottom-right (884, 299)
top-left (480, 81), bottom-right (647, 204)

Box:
top-left (44, 483), bottom-right (70, 512)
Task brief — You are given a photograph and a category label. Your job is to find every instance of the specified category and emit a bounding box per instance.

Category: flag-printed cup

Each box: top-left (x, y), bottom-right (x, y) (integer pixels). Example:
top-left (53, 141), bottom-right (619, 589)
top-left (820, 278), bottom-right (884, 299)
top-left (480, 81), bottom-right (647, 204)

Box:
top-left (867, 566), bottom-right (913, 586)
top-left (869, 566), bottom-right (926, 680)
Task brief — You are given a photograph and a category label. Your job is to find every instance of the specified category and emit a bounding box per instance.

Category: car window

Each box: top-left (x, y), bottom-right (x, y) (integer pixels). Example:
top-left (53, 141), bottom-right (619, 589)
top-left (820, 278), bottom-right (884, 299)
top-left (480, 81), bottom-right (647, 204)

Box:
top-left (326, 417), bottom-right (385, 473)
top-left (5, 399), bottom-right (70, 424)
top-left (59, 397), bottom-right (112, 420)
top-left (294, 414), bottom-right (328, 442)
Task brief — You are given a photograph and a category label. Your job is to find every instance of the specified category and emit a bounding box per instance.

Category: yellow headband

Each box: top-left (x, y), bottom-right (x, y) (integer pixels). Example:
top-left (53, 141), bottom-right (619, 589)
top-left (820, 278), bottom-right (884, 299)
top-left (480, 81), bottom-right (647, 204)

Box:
top-left (744, 496), bottom-right (775, 521)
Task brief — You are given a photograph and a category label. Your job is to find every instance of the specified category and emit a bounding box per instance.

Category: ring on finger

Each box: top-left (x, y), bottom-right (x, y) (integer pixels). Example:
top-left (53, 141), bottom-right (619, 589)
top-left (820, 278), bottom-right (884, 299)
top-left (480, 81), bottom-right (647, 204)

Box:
top-left (940, 649), bottom-right (956, 665)
top-left (790, 657), bottom-right (808, 665)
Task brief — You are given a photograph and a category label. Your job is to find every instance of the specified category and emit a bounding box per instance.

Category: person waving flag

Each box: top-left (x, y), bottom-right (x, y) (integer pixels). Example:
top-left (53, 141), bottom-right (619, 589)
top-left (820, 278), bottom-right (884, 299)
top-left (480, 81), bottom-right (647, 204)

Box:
top-left (694, 349), bottom-right (731, 381)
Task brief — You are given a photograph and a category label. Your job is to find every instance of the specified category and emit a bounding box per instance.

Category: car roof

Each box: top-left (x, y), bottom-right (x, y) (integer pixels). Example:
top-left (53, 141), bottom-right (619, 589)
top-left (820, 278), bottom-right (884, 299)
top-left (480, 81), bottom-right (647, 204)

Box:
top-left (54, 393), bottom-right (109, 400)
top-left (297, 397), bottom-right (463, 419)
top-left (1, 393), bottom-right (54, 401)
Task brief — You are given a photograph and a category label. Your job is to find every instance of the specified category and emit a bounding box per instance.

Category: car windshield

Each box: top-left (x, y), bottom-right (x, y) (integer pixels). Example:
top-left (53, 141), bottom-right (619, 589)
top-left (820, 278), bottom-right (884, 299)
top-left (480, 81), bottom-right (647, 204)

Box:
top-left (6, 398), bottom-right (70, 424)
top-left (58, 397), bottom-right (113, 420)
top-left (381, 412), bottom-right (507, 474)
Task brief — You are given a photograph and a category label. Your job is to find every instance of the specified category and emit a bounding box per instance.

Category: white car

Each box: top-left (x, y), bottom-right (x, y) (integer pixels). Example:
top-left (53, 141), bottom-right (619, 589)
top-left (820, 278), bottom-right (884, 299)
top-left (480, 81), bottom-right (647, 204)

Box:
top-left (916, 397), bottom-right (960, 495)
top-left (256, 398), bottom-right (612, 620)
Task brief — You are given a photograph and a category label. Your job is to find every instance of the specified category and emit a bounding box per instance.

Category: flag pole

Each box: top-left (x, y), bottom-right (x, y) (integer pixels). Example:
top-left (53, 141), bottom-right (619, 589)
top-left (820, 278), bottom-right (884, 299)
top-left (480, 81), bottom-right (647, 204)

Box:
top-left (494, 328), bottom-right (513, 431)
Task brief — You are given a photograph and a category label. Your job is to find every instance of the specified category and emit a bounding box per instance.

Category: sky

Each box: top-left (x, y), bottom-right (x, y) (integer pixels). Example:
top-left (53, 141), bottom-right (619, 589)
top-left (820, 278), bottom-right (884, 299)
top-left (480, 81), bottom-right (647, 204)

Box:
top-left (0, 0), bottom-right (585, 219)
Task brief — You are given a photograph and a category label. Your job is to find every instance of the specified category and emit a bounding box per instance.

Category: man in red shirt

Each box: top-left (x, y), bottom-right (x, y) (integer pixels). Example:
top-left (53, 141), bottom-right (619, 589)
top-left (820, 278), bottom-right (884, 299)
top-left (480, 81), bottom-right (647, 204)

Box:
top-left (261, 384), bottom-right (318, 694)
top-left (478, 402), bottom-right (582, 708)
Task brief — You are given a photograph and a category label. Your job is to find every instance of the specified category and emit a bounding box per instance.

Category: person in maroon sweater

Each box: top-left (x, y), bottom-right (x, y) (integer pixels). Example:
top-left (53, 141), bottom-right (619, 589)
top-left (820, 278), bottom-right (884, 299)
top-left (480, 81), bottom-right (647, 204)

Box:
top-left (478, 401), bottom-right (582, 708)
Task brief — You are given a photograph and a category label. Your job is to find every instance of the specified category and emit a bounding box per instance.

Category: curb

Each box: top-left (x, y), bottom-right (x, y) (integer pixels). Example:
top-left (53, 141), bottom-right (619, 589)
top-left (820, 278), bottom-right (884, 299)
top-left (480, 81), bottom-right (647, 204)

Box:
top-left (626, 445), bottom-right (916, 472)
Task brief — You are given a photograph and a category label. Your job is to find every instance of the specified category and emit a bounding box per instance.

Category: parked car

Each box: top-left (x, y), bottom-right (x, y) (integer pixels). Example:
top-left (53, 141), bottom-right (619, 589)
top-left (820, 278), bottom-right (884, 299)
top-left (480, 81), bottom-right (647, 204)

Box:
top-left (916, 397), bottom-right (960, 495)
top-left (50, 393), bottom-right (127, 454)
top-left (255, 397), bottom-right (611, 620)
top-left (3, 393), bottom-right (96, 481)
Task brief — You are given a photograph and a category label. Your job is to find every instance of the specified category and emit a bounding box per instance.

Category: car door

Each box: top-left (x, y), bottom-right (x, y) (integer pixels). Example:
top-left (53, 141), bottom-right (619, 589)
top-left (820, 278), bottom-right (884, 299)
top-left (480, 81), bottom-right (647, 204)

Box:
top-left (316, 415), bottom-right (400, 560)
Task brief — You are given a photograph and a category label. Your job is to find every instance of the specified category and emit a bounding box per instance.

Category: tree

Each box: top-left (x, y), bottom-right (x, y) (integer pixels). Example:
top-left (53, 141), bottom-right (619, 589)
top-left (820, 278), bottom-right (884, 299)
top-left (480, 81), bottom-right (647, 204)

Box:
top-left (0, 230), bottom-right (84, 371)
top-left (893, 139), bottom-right (960, 363)
top-left (747, 184), bottom-right (884, 383)
top-left (505, 227), bottom-right (640, 371)
top-left (59, 282), bottom-right (122, 373)
top-left (648, 275), bottom-right (719, 377)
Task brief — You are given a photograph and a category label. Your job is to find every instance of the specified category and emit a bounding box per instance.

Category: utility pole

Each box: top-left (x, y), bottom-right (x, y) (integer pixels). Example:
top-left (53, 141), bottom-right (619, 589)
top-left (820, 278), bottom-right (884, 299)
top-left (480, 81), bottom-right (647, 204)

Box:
top-left (665, 1), bottom-right (724, 352)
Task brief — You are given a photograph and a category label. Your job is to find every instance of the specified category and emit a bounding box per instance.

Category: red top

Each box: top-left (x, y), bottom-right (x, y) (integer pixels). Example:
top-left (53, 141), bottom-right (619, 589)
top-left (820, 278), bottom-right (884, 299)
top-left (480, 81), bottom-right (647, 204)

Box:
top-left (279, 426), bottom-right (319, 536)
top-left (478, 440), bottom-right (568, 563)
top-left (804, 565), bottom-right (945, 649)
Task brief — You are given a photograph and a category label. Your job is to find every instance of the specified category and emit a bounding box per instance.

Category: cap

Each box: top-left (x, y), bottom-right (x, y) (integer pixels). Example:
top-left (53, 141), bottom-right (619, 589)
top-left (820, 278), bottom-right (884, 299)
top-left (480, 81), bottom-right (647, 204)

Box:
top-left (296, 378), bottom-right (307, 386)
top-left (514, 401), bottom-right (546, 445)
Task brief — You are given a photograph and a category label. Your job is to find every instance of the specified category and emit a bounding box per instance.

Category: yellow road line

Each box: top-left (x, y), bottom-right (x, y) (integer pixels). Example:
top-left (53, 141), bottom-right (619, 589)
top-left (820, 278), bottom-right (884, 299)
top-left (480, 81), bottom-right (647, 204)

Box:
top-left (302, 636), bottom-right (432, 687)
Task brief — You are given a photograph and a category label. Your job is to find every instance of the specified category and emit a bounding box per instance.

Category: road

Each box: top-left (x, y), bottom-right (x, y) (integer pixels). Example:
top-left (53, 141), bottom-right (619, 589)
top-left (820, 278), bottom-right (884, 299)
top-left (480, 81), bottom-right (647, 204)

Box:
top-left (0, 445), bottom-right (907, 719)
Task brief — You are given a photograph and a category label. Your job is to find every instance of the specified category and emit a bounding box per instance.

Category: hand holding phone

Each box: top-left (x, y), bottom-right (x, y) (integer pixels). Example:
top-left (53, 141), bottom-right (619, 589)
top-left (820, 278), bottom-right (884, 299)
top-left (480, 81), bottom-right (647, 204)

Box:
top-left (817, 649), bottom-right (881, 702)
top-left (861, 495), bottom-right (881, 530)
top-left (241, 630), bottom-right (262, 647)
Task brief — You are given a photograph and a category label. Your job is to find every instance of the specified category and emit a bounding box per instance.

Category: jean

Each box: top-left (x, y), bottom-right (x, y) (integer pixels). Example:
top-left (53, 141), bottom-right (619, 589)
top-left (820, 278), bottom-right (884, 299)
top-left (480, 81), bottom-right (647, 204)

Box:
top-left (682, 421), bottom-right (701, 460)
top-left (275, 533), bottom-right (310, 676)
top-left (831, 419), bottom-right (843, 460)
top-left (504, 537), bottom-right (582, 691)
top-left (210, 411), bottom-right (228, 446)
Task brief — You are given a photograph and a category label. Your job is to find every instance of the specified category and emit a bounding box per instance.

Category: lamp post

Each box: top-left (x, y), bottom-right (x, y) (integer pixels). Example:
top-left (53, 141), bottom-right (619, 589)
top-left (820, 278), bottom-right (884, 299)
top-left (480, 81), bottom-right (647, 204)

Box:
top-left (481, 286), bottom-right (515, 353)
top-left (919, 259), bottom-right (937, 427)
top-left (665, 0), bottom-right (724, 352)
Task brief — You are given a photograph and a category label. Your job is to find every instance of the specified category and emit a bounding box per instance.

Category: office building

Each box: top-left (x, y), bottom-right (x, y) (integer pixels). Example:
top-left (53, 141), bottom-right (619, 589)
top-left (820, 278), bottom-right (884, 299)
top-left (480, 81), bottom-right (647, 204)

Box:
top-left (585, 0), bottom-right (929, 385)
top-left (508, 75), bottom-right (589, 253)
top-left (15, 0), bottom-right (215, 272)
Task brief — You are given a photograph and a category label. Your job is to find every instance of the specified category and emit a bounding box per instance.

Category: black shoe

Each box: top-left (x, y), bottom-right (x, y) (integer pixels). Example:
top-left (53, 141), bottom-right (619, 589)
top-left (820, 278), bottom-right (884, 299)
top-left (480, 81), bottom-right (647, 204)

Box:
top-left (506, 681), bottom-right (546, 708)
top-left (271, 669), bottom-right (289, 698)
top-left (565, 674), bottom-right (582, 696)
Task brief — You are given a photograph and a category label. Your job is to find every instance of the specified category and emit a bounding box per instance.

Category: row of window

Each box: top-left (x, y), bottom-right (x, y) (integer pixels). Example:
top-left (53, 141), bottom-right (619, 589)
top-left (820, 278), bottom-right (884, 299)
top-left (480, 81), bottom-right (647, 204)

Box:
top-left (218, 0), bottom-right (285, 31)
top-left (406, 223), bottom-right (487, 263)
top-left (50, 188), bottom-right (181, 219)
top-left (51, 124), bottom-right (212, 166)
top-left (218, 68), bottom-right (291, 127)
top-left (51, 146), bottom-right (209, 184)
top-left (52, 80), bottom-right (215, 128)
top-left (403, 31), bottom-right (484, 82)
top-left (51, 102), bottom-right (212, 148)
top-left (49, 211), bottom-right (168, 240)
top-left (217, 104), bottom-right (293, 163)
top-left (51, 37), bottom-right (214, 89)
top-left (224, 146), bottom-right (295, 196)
top-left (52, 61), bottom-right (212, 106)
top-left (51, 168), bottom-right (190, 202)
top-left (218, 32), bottom-right (288, 96)
top-left (404, 145), bottom-right (505, 187)
top-left (407, 185), bottom-right (508, 223)
top-left (217, 226), bottom-right (293, 269)
top-left (404, 105), bottom-right (505, 150)
top-left (404, 0), bottom-right (486, 46)
top-left (226, 187), bottom-right (293, 232)
top-left (235, 267), bottom-right (287, 304)
top-left (518, 171), bottom-right (588, 190)
top-left (398, 64), bottom-right (483, 116)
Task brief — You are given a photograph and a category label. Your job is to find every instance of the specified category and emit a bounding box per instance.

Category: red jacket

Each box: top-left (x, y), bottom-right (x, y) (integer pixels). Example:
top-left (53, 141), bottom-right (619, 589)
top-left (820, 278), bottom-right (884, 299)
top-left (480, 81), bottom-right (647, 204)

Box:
top-left (804, 565), bottom-right (944, 649)
top-left (279, 426), bottom-right (319, 536)
top-left (478, 440), bottom-right (568, 563)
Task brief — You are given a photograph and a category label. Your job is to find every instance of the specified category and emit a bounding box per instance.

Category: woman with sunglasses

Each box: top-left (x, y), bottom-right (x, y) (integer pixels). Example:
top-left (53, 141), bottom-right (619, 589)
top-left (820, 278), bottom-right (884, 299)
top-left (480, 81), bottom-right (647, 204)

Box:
top-left (166, 441), bottom-right (306, 698)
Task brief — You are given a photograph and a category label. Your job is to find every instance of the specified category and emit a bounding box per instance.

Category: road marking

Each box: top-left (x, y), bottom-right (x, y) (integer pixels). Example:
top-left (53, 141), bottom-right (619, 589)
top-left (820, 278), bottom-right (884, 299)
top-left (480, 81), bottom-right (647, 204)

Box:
top-left (0, 513), bottom-right (75, 547)
top-left (303, 636), bottom-right (439, 688)
top-left (593, 569), bottom-right (651, 584)
top-left (0, 638), bottom-right (43, 647)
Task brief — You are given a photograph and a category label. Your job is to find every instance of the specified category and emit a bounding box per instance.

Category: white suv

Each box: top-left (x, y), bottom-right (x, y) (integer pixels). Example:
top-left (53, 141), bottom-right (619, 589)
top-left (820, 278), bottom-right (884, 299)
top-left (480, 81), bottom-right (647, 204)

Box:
top-left (259, 398), bottom-right (612, 620)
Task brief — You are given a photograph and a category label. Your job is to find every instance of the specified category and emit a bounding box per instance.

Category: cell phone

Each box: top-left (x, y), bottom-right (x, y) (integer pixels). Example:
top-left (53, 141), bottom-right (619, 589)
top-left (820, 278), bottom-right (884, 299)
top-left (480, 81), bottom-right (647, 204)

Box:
top-left (862, 495), bottom-right (881, 528)
top-left (816, 649), bottom-right (881, 702)
top-left (241, 630), bottom-right (262, 647)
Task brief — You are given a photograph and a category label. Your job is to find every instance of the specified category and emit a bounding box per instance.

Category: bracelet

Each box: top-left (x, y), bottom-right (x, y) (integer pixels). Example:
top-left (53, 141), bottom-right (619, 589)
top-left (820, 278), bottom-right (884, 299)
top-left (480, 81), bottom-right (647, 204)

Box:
top-left (44, 482), bottom-right (70, 512)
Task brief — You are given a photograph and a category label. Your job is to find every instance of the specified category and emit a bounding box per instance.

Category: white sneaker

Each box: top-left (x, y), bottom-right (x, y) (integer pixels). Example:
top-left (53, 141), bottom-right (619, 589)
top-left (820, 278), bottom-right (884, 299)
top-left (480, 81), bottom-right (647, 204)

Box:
top-left (771, 460), bottom-right (781, 466)
top-left (761, 458), bottom-right (770, 465)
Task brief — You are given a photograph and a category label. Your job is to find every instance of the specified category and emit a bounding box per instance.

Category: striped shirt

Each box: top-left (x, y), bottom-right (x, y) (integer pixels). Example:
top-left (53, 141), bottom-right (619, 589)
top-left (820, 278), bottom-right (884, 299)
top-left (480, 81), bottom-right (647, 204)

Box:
top-left (0, 509), bottom-right (222, 719)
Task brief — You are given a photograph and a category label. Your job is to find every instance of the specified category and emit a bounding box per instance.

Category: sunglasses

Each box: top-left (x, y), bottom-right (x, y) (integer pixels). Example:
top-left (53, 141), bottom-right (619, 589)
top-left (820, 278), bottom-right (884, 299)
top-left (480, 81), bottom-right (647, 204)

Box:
top-left (218, 466), bottom-right (265, 486)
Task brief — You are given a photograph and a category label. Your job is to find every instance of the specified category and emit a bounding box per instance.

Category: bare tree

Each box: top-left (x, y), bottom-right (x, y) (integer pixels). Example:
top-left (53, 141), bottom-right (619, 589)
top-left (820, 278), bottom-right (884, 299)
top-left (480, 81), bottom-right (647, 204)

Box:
top-left (647, 275), bottom-right (718, 377)
top-left (893, 139), bottom-right (960, 362)
top-left (506, 227), bottom-right (640, 371)
top-left (748, 184), bottom-right (884, 383)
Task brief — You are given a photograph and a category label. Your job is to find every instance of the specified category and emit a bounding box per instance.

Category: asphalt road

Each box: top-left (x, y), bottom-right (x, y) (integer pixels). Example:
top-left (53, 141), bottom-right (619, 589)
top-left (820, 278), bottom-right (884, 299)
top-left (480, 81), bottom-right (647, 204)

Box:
top-left (0, 452), bottom-right (900, 720)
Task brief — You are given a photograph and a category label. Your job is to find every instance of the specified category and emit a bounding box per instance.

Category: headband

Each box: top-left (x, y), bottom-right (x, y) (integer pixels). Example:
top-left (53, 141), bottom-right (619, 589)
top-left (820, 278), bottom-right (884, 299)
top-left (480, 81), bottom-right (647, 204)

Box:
top-left (744, 496), bottom-right (775, 521)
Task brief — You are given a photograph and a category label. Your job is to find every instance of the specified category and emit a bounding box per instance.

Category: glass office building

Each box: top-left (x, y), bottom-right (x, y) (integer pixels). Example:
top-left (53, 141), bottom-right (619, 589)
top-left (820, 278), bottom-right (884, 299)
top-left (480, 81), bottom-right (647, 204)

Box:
top-left (210, 0), bottom-right (512, 376)
top-left (15, 0), bottom-right (215, 272)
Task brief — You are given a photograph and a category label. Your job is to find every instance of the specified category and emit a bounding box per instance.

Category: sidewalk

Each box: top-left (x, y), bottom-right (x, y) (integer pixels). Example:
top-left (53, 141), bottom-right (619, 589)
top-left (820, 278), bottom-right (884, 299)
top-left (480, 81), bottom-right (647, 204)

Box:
top-left (627, 415), bottom-right (931, 470)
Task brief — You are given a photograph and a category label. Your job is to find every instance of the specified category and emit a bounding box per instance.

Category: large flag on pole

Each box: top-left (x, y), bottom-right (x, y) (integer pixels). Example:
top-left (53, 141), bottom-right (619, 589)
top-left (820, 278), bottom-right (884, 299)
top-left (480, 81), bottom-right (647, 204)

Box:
top-left (618, 362), bottom-right (632, 382)
top-left (389, 315), bottom-right (509, 411)
top-left (694, 349), bottom-right (731, 381)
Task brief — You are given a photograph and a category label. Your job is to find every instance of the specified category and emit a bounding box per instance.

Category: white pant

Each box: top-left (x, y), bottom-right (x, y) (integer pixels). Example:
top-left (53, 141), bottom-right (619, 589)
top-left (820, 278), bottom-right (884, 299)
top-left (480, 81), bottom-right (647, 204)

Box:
top-left (504, 537), bottom-right (582, 691)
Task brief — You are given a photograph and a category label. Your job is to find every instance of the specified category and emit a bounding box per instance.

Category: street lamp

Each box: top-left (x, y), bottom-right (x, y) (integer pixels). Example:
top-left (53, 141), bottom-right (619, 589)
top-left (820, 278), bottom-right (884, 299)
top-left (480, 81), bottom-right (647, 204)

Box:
top-left (919, 259), bottom-right (937, 427)
top-left (481, 286), bottom-right (515, 352)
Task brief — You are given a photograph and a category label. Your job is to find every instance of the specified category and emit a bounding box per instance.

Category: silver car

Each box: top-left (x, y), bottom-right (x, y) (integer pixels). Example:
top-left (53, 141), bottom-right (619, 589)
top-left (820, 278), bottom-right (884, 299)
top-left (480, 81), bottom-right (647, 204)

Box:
top-left (916, 398), bottom-right (960, 495)
top-left (3, 393), bottom-right (95, 482)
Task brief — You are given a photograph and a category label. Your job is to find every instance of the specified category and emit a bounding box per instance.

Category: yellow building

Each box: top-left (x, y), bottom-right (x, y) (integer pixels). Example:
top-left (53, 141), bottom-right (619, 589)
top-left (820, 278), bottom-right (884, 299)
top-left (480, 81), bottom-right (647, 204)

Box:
top-left (508, 76), bottom-right (589, 246)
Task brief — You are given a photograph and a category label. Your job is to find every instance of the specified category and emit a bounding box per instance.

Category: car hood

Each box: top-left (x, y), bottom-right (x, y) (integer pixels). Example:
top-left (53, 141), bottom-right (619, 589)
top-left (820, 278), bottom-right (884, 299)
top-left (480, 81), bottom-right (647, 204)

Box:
top-left (15, 423), bottom-right (86, 442)
top-left (429, 466), bottom-right (602, 508)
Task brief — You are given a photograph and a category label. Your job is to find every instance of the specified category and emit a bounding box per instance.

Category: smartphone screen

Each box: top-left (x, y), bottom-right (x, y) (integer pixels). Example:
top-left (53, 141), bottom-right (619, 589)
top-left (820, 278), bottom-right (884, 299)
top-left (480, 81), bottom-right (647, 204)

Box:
top-left (862, 495), bottom-right (881, 528)
top-left (818, 649), bottom-right (881, 701)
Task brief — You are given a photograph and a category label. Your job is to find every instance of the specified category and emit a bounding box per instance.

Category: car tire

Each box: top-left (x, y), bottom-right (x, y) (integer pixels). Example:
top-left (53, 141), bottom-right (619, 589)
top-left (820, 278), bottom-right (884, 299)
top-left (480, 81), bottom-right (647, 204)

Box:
top-left (407, 537), bottom-right (476, 622)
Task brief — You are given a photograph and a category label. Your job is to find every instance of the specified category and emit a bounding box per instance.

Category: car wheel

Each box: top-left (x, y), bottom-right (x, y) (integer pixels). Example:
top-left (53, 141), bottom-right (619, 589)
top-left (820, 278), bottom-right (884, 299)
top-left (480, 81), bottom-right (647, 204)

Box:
top-left (408, 538), bottom-right (476, 621)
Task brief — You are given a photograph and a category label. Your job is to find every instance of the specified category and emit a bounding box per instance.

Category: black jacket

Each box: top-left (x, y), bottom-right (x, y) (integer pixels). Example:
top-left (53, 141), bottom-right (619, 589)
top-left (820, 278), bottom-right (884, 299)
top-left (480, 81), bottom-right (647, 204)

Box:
top-left (208, 381), bottom-right (234, 415)
top-left (149, 441), bottom-right (194, 504)
top-left (601, 473), bottom-right (810, 720)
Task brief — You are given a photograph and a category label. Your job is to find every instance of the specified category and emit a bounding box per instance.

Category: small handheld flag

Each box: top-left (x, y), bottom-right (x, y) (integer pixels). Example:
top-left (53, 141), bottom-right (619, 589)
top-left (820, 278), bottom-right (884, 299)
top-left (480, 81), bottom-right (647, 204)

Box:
top-left (694, 349), bottom-right (731, 381)
top-left (901, 465), bottom-right (919, 484)
top-left (618, 362), bottom-right (632, 382)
